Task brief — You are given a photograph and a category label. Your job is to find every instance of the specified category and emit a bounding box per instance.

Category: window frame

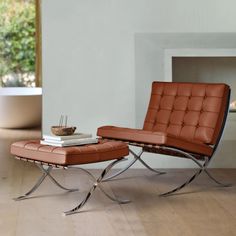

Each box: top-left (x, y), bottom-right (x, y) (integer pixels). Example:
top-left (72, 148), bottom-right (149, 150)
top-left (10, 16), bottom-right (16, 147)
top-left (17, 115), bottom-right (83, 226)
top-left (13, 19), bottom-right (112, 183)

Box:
top-left (35, 0), bottom-right (42, 87)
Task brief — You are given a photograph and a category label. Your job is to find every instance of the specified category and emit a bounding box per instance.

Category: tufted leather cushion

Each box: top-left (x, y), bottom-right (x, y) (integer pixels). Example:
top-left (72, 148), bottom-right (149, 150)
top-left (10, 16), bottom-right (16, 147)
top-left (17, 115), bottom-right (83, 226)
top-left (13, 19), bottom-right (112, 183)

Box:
top-left (97, 82), bottom-right (230, 156)
top-left (143, 82), bottom-right (229, 145)
top-left (97, 126), bottom-right (213, 156)
top-left (11, 140), bottom-right (129, 166)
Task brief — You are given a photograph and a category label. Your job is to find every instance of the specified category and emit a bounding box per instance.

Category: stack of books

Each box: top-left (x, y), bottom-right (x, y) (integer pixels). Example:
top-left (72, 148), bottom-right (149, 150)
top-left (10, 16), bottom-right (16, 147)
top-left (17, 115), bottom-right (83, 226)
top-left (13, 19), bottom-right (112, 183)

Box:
top-left (40, 133), bottom-right (98, 147)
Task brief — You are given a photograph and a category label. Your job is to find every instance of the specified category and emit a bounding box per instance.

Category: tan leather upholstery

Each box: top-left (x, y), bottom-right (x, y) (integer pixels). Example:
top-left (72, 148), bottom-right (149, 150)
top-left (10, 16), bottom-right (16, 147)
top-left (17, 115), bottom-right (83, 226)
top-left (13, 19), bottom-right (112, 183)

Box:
top-left (11, 140), bottom-right (129, 166)
top-left (143, 82), bottom-right (229, 145)
top-left (97, 82), bottom-right (230, 157)
top-left (97, 126), bottom-right (212, 156)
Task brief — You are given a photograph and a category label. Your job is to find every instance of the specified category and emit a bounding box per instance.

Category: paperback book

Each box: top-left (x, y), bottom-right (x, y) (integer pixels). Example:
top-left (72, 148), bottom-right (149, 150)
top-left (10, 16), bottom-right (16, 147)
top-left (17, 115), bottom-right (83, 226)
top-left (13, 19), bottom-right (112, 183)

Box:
top-left (42, 133), bottom-right (92, 141)
top-left (40, 137), bottom-right (98, 147)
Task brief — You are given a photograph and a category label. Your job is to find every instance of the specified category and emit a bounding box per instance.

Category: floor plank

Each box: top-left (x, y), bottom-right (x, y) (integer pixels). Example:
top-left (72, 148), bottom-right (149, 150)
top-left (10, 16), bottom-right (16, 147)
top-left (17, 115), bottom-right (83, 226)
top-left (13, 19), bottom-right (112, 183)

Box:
top-left (2, 166), bottom-right (236, 236)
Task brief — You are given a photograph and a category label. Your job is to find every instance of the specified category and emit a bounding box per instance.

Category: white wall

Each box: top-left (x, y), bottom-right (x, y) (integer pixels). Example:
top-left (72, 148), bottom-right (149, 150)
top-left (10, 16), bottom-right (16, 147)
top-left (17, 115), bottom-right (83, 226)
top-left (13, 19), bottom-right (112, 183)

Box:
top-left (42, 0), bottom-right (236, 168)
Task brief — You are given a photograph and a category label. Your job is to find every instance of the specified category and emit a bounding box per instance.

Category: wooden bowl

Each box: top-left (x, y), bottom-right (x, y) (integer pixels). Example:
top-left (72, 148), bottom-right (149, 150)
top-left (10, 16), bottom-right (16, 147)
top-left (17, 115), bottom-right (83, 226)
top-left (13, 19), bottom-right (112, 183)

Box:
top-left (51, 126), bottom-right (76, 136)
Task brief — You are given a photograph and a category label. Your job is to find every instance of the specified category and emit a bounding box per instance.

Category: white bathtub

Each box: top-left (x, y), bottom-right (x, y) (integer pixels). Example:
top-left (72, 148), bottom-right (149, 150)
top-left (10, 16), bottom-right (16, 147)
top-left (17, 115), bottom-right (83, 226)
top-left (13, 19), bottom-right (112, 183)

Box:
top-left (0, 87), bottom-right (42, 128)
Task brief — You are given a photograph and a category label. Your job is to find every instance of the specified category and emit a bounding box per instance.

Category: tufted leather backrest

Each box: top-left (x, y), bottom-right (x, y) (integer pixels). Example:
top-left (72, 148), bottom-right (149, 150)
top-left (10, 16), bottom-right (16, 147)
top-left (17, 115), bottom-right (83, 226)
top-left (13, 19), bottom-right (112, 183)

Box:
top-left (143, 82), bottom-right (230, 145)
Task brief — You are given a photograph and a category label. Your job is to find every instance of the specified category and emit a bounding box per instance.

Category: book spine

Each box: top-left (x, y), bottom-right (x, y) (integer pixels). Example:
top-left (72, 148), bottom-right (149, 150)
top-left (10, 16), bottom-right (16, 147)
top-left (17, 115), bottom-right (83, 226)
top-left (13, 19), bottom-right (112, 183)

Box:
top-left (62, 140), bottom-right (98, 147)
top-left (40, 139), bottom-right (98, 147)
top-left (43, 134), bottom-right (92, 141)
top-left (43, 138), bottom-right (97, 144)
top-left (40, 141), bottom-right (61, 147)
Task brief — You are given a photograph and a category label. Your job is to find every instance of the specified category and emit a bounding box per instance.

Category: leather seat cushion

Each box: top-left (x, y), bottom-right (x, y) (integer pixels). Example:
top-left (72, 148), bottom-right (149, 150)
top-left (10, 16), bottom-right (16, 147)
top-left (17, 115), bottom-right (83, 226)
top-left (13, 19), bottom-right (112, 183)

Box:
top-left (11, 139), bottom-right (129, 166)
top-left (97, 126), bottom-right (213, 156)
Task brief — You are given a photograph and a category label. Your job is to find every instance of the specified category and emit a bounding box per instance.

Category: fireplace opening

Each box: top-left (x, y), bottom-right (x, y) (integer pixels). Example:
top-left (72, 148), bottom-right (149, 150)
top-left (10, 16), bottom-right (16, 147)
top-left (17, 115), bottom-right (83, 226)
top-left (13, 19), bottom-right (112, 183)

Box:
top-left (172, 57), bottom-right (236, 110)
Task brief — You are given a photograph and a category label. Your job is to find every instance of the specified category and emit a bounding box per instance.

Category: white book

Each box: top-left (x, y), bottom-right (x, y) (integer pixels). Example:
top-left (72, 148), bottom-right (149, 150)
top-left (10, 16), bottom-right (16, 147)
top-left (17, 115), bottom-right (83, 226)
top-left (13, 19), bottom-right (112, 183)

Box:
top-left (40, 138), bottom-right (98, 147)
top-left (42, 133), bottom-right (92, 141)
top-left (43, 138), bottom-right (96, 145)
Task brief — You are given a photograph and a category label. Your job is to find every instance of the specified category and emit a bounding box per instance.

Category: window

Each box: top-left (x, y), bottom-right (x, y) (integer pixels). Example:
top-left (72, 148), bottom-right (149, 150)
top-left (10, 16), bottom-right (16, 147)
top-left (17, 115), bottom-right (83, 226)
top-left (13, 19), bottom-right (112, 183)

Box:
top-left (0, 0), bottom-right (41, 87)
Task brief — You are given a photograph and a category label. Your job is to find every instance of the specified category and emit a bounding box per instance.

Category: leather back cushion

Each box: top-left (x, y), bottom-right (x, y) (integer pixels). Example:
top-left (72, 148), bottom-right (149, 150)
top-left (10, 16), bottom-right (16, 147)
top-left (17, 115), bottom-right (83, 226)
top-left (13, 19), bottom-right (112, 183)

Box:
top-left (143, 82), bottom-right (230, 145)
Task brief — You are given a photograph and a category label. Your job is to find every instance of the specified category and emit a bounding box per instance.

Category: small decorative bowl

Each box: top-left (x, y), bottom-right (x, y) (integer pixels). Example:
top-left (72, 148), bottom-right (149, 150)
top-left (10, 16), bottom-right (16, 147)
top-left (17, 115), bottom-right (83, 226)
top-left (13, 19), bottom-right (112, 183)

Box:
top-left (51, 126), bottom-right (76, 136)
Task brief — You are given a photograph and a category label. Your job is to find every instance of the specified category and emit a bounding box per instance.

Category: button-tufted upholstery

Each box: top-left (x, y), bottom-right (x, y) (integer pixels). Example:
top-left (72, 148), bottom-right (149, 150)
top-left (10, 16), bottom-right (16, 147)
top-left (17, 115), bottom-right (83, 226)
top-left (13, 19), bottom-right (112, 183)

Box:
top-left (143, 82), bottom-right (229, 145)
top-left (11, 139), bottom-right (129, 166)
top-left (97, 82), bottom-right (230, 157)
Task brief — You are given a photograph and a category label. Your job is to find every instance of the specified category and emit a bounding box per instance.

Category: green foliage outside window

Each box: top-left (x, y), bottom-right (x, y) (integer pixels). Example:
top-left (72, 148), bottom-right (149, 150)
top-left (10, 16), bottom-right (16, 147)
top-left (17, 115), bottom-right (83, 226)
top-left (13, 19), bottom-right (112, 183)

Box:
top-left (0, 0), bottom-right (35, 87)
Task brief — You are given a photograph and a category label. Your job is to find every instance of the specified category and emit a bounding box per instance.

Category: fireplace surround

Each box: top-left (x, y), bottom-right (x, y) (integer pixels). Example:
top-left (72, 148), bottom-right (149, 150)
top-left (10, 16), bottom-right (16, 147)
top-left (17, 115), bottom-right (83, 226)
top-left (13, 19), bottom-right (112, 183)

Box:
top-left (135, 33), bottom-right (236, 167)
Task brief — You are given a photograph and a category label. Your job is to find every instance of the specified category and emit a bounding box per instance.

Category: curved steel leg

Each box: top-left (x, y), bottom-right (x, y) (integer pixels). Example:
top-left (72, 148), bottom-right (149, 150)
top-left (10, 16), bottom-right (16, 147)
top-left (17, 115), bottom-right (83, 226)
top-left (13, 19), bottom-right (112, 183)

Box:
top-left (160, 168), bottom-right (204, 196)
top-left (38, 165), bottom-right (78, 192)
top-left (64, 158), bottom-right (130, 216)
top-left (102, 155), bottom-right (138, 181)
top-left (130, 149), bottom-right (165, 175)
top-left (159, 148), bottom-right (208, 196)
top-left (159, 147), bottom-right (232, 196)
top-left (68, 166), bottom-right (129, 203)
top-left (204, 169), bottom-right (232, 187)
top-left (160, 167), bottom-right (232, 197)
top-left (103, 149), bottom-right (165, 181)
top-left (14, 165), bottom-right (78, 201)
top-left (14, 166), bottom-right (52, 201)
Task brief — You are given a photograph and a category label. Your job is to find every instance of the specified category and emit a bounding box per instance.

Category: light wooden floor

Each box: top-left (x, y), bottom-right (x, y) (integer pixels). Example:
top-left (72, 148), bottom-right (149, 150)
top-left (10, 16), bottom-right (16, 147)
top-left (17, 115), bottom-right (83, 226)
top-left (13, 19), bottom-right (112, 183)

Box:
top-left (1, 164), bottom-right (236, 236)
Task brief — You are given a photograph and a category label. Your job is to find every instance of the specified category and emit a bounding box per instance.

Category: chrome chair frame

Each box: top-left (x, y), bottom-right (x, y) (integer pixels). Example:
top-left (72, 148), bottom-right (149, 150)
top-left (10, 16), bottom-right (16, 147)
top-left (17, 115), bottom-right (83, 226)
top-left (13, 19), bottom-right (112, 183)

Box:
top-left (103, 149), bottom-right (165, 181)
top-left (14, 157), bottom-right (130, 216)
top-left (102, 89), bottom-right (232, 195)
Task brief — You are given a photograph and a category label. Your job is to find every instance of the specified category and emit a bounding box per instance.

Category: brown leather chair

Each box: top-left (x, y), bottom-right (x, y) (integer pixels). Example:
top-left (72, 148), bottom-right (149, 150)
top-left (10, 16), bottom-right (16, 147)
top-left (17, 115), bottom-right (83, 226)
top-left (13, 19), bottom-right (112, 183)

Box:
top-left (97, 82), bottom-right (231, 195)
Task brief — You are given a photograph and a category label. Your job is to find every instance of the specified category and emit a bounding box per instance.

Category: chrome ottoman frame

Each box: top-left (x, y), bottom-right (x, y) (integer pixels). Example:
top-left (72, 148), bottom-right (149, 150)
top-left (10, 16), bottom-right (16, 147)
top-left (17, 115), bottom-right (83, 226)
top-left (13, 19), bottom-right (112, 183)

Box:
top-left (14, 156), bottom-right (130, 216)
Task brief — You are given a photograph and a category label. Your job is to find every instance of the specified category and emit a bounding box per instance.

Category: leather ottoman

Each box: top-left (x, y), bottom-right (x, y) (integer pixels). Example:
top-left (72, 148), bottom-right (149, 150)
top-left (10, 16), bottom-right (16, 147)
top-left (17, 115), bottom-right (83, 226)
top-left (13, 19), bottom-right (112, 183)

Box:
top-left (11, 139), bottom-right (130, 215)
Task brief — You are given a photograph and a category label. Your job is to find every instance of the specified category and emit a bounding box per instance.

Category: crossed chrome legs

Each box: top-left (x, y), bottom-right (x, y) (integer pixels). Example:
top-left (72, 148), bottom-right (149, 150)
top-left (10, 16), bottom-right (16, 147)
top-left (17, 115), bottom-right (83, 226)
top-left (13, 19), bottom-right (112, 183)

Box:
top-left (159, 147), bottom-right (232, 196)
top-left (103, 148), bottom-right (165, 181)
top-left (101, 145), bottom-right (231, 196)
top-left (64, 158), bottom-right (130, 216)
top-left (14, 158), bottom-right (130, 215)
top-left (14, 164), bottom-right (78, 201)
